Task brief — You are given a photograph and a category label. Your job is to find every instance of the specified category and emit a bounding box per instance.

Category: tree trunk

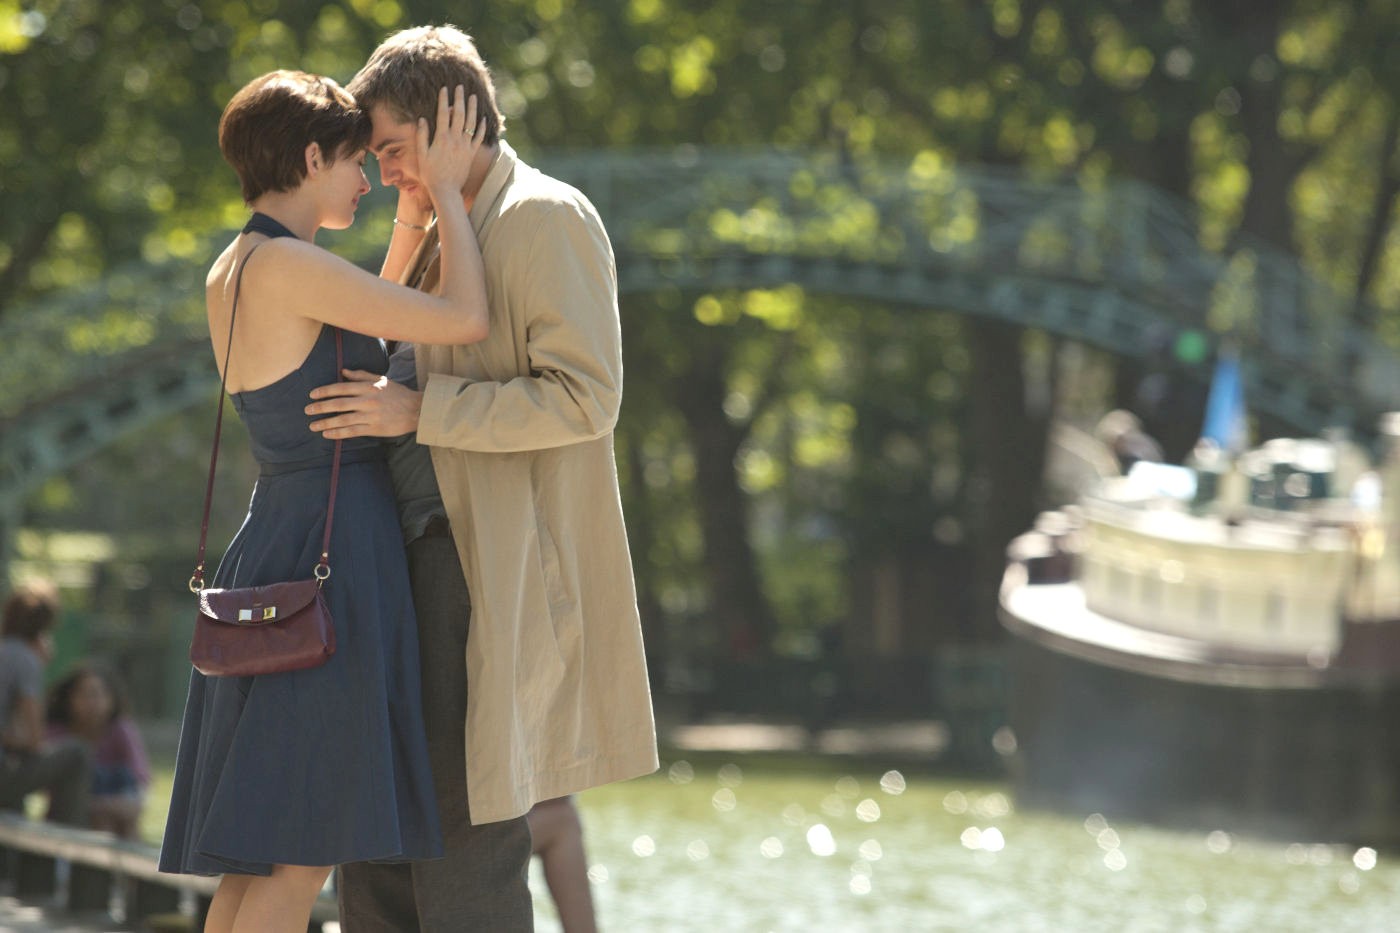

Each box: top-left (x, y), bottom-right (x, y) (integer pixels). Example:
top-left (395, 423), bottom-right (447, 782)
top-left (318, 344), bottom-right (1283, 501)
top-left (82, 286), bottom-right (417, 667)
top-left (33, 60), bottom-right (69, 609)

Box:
top-left (673, 338), bottom-right (778, 661)
top-left (963, 319), bottom-right (1050, 642)
top-left (1353, 108), bottom-right (1400, 329)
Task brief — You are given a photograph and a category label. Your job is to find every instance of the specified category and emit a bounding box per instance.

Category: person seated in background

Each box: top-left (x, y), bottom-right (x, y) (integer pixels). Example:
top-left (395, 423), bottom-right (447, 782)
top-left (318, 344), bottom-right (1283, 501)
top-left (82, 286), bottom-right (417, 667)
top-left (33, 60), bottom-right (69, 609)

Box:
top-left (528, 796), bottom-right (599, 933)
top-left (1094, 409), bottom-right (1165, 474)
top-left (0, 581), bottom-right (90, 825)
top-left (47, 662), bottom-right (150, 839)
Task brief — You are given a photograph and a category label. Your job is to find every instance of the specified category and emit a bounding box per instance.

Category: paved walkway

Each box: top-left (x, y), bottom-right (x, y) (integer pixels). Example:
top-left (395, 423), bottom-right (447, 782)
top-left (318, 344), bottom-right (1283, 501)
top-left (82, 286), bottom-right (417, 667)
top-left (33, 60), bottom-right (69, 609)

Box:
top-left (0, 894), bottom-right (129, 933)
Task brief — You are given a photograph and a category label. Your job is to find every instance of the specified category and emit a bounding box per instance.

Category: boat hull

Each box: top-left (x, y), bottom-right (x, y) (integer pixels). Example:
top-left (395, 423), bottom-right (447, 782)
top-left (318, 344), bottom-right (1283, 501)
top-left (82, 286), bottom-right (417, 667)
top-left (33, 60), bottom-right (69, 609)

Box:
top-left (1002, 576), bottom-right (1400, 844)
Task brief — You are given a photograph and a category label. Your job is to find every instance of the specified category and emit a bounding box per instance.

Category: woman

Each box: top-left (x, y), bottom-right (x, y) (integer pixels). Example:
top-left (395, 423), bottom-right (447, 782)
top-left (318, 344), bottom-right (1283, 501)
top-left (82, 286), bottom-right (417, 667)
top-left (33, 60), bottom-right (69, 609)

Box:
top-left (46, 663), bottom-right (150, 839)
top-left (158, 70), bottom-right (489, 933)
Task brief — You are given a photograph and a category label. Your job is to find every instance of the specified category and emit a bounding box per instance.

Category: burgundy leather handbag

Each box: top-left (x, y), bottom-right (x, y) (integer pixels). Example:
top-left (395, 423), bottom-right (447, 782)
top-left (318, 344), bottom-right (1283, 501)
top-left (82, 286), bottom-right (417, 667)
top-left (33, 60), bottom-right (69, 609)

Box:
top-left (187, 244), bottom-right (339, 677)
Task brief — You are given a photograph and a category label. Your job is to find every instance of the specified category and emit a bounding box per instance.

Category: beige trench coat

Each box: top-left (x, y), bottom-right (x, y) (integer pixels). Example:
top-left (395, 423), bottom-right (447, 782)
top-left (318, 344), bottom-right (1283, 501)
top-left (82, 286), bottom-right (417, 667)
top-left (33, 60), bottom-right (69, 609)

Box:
top-left (406, 142), bottom-right (657, 824)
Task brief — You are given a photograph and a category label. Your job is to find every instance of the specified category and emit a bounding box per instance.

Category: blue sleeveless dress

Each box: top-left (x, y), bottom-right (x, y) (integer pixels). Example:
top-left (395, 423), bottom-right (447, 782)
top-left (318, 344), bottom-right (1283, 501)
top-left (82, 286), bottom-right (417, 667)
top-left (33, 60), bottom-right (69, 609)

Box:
top-left (160, 216), bottom-right (443, 875)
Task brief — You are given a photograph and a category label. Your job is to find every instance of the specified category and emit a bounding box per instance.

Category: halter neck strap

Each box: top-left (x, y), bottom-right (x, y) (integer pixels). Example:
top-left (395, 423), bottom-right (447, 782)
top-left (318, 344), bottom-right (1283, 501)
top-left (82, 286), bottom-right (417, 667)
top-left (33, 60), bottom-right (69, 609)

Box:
top-left (242, 211), bottom-right (299, 239)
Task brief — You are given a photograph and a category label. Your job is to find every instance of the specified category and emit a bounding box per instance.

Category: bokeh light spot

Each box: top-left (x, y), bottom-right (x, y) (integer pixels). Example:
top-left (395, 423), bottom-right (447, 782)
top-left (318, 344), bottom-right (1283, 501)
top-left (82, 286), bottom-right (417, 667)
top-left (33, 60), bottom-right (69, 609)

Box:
top-left (1206, 831), bottom-right (1232, 854)
top-left (807, 824), bottom-right (837, 857)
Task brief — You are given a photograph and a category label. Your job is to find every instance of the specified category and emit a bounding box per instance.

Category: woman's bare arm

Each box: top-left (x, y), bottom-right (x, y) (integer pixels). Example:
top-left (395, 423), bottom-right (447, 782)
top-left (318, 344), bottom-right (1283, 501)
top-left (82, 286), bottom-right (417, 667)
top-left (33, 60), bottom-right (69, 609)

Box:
top-left (249, 87), bottom-right (489, 345)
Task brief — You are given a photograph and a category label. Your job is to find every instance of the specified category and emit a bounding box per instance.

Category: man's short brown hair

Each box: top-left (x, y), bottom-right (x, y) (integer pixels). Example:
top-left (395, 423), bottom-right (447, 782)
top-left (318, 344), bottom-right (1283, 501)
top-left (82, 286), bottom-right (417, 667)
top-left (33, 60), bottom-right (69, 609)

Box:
top-left (348, 25), bottom-right (505, 147)
top-left (218, 70), bottom-right (371, 203)
top-left (1, 580), bottom-right (58, 641)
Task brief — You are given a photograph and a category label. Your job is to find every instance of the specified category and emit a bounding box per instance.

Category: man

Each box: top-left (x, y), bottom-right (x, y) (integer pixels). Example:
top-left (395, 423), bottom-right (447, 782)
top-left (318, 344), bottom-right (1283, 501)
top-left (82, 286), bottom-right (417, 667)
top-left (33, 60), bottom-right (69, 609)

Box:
top-left (306, 25), bottom-right (658, 931)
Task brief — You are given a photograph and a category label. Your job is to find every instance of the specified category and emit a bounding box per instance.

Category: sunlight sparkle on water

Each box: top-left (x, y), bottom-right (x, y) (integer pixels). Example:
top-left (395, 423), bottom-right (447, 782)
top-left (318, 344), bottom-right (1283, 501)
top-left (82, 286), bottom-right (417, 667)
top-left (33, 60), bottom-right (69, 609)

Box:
top-left (960, 826), bottom-right (1005, 852)
top-left (712, 788), bottom-right (737, 812)
top-left (668, 760), bottom-right (694, 785)
top-left (858, 839), bottom-right (883, 861)
top-left (879, 770), bottom-right (906, 795)
top-left (973, 792), bottom-right (1010, 818)
top-left (1104, 849), bottom-right (1127, 871)
top-left (760, 836), bottom-right (784, 859)
top-left (1354, 847), bottom-right (1378, 871)
top-left (856, 799), bottom-right (881, 823)
top-left (807, 823), bottom-right (837, 857)
top-left (631, 835), bottom-right (655, 857)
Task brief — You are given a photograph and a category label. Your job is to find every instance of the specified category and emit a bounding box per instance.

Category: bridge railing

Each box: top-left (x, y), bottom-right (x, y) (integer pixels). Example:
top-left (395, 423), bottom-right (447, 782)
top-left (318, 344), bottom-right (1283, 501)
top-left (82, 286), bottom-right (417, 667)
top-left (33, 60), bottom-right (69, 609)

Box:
top-left (3, 150), bottom-right (1397, 433)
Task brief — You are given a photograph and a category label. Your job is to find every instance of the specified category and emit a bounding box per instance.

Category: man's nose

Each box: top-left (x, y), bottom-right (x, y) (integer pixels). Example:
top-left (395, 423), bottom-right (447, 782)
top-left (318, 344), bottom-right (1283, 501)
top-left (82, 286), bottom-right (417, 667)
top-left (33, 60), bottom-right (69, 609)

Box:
top-left (378, 161), bottom-right (394, 187)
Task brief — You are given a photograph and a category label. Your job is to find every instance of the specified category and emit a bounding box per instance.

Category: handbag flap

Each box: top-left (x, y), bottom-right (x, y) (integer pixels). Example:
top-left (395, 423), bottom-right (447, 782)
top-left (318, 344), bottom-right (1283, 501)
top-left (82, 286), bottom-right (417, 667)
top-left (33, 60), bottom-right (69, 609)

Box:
top-left (199, 579), bottom-right (322, 624)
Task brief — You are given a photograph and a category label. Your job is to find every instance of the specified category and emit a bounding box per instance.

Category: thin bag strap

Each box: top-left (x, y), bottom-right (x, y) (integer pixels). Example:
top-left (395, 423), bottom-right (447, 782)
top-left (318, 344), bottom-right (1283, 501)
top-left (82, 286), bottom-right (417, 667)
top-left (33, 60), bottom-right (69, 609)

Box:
top-left (189, 245), bottom-right (344, 592)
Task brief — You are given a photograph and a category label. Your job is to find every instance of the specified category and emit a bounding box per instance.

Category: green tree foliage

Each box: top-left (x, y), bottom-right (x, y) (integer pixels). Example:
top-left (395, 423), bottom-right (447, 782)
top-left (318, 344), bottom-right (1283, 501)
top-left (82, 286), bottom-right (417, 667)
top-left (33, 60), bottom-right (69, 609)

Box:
top-left (5, 0), bottom-right (1400, 684)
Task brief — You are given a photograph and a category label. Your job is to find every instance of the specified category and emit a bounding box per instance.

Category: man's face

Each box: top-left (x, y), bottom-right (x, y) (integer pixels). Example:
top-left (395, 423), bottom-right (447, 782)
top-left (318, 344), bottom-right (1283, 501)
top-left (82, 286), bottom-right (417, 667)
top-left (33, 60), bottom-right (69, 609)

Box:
top-left (368, 104), bottom-right (431, 213)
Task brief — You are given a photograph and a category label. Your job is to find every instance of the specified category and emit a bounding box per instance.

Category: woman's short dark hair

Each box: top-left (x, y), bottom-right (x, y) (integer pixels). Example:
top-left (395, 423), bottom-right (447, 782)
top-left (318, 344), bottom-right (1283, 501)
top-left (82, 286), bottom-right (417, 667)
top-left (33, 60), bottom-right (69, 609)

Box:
top-left (1, 580), bottom-right (59, 641)
top-left (47, 662), bottom-right (129, 728)
top-left (219, 70), bottom-right (371, 203)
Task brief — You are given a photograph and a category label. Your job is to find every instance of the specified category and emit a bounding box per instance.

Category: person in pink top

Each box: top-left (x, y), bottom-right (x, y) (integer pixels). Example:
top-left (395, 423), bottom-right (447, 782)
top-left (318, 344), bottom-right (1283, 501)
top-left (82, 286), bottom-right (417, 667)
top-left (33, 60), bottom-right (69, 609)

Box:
top-left (46, 663), bottom-right (150, 839)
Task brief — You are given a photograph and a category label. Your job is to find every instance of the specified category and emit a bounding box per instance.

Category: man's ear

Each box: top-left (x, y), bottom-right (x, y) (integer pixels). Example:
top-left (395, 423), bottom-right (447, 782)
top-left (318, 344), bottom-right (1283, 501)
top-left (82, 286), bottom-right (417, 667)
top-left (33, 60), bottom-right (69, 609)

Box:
top-left (304, 141), bottom-right (323, 177)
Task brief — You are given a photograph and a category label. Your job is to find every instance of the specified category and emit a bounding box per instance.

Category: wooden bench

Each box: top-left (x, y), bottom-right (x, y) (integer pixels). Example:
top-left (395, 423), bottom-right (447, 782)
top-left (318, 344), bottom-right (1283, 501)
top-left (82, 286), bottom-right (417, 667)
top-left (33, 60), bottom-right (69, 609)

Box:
top-left (0, 813), bottom-right (338, 930)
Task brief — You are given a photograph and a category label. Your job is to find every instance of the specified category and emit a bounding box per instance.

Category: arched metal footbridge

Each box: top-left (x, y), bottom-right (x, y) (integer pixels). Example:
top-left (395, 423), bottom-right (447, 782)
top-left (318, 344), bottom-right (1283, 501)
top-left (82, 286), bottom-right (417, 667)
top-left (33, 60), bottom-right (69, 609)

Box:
top-left (3, 149), bottom-right (1397, 574)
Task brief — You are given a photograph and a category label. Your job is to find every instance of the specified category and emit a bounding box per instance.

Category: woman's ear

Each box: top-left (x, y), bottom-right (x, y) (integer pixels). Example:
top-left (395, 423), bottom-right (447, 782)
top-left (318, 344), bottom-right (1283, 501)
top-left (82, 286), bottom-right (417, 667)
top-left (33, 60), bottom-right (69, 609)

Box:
top-left (304, 141), bottom-right (322, 176)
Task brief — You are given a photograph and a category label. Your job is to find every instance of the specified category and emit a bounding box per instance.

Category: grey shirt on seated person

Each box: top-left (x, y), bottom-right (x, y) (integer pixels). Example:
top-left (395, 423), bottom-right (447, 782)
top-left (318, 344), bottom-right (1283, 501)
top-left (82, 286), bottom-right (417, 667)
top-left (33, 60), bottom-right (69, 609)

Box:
top-left (0, 638), bottom-right (42, 760)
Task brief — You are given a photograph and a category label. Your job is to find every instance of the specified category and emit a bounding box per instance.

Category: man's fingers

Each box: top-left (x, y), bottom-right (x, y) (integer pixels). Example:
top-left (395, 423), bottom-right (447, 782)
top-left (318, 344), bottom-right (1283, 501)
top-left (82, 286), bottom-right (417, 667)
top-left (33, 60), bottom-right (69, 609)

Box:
top-left (305, 394), bottom-right (375, 416)
top-left (307, 371), bottom-right (387, 399)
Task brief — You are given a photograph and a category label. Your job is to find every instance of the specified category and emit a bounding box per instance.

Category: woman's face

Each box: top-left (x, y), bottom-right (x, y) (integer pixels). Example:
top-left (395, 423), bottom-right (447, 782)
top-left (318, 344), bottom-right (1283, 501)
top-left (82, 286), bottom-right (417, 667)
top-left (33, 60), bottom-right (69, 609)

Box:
top-left (317, 145), bottom-right (372, 231)
top-left (70, 673), bottom-right (114, 732)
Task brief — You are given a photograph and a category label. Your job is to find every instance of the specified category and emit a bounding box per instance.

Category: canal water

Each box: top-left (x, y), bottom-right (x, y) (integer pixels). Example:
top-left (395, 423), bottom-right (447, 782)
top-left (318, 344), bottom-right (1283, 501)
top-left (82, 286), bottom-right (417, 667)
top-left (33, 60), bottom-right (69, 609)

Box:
top-left (548, 752), bottom-right (1397, 932)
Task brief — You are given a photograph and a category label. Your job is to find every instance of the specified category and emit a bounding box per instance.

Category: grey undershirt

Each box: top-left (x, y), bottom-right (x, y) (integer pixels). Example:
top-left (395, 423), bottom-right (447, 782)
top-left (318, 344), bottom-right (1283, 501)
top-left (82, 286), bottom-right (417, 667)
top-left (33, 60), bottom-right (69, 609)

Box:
top-left (385, 342), bottom-right (448, 545)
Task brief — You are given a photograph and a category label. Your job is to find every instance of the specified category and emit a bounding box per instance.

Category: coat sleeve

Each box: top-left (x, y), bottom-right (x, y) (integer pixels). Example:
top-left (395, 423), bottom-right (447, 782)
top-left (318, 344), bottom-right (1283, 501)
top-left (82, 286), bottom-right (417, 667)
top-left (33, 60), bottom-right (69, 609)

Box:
top-left (416, 201), bottom-right (622, 453)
